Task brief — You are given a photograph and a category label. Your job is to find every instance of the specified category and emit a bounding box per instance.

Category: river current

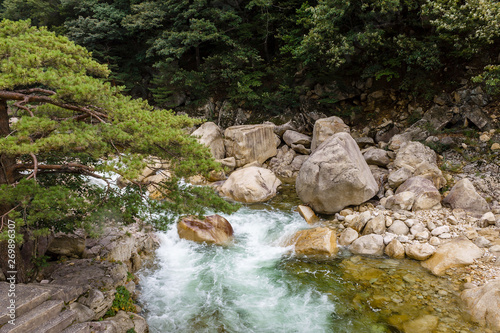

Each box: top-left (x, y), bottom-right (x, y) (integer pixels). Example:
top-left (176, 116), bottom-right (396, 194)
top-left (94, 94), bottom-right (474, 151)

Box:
top-left (138, 187), bottom-right (481, 333)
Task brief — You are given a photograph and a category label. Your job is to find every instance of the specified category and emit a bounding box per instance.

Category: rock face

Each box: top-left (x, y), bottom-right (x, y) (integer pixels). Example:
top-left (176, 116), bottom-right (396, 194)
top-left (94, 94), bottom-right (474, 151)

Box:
top-left (461, 279), bottom-right (500, 331)
top-left (289, 227), bottom-right (338, 257)
top-left (224, 124), bottom-right (279, 167)
top-left (191, 122), bottom-right (225, 159)
top-left (296, 132), bottom-right (378, 214)
top-left (421, 238), bottom-right (483, 275)
top-left (396, 176), bottom-right (441, 211)
top-left (47, 231), bottom-right (86, 258)
top-left (220, 167), bottom-right (281, 203)
top-left (177, 215), bottom-right (234, 245)
top-left (349, 234), bottom-right (384, 256)
top-left (310, 116), bottom-right (350, 151)
top-left (443, 178), bottom-right (490, 215)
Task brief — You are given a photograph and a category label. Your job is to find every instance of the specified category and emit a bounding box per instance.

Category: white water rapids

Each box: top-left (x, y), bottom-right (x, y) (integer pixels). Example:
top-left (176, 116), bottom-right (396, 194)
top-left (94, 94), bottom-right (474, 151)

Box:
top-left (138, 207), bottom-right (338, 333)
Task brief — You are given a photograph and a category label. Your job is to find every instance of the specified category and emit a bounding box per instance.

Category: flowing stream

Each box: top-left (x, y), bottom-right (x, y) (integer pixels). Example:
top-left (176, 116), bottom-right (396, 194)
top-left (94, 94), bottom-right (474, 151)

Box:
top-left (139, 186), bottom-right (481, 333)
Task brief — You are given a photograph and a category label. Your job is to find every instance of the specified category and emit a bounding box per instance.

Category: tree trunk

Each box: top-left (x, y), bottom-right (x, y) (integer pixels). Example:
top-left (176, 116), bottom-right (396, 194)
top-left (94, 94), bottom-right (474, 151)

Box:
top-left (0, 98), bottom-right (16, 187)
top-left (0, 98), bottom-right (28, 283)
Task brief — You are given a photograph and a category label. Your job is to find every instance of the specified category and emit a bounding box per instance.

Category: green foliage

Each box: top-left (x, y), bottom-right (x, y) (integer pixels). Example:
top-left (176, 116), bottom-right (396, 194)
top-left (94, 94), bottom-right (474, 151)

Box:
top-left (0, 20), bottom-right (238, 243)
top-left (105, 286), bottom-right (136, 317)
top-left (473, 65), bottom-right (500, 95)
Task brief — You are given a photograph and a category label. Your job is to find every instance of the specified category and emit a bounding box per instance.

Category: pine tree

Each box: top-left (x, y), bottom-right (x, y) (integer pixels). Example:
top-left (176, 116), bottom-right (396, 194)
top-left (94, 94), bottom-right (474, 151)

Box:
top-left (0, 19), bottom-right (237, 282)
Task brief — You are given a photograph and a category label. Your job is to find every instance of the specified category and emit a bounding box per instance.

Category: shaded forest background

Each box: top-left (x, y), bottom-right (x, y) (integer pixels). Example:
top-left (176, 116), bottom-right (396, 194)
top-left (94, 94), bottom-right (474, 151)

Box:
top-left (1, 0), bottom-right (500, 117)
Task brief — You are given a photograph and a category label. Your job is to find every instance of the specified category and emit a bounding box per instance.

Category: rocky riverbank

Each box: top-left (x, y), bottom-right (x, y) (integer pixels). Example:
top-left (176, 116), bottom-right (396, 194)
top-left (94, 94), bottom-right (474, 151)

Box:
top-left (175, 85), bottom-right (500, 331)
top-left (0, 223), bottom-right (159, 332)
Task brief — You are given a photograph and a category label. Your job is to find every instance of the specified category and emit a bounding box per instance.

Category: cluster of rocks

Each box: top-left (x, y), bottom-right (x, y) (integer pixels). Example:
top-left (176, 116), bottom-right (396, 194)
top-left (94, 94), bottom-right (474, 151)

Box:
top-left (178, 107), bottom-right (500, 330)
top-left (3, 223), bottom-right (160, 332)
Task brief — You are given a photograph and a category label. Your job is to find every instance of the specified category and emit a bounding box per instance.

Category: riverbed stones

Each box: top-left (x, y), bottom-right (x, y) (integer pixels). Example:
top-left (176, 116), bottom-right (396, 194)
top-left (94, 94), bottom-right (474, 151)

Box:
top-left (177, 215), bottom-right (234, 245)
top-left (191, 122), bottom-right (225, 159)
top-left (396, 176), bottom-right (442, 211)
top-left (384, 191), bottom-right (415, 211)
top-left (220, 167), bottom-right (281, 203)
top-left (339, 228), bottom-right (359, 246)
top-left (289, 227), bottom-right (338, 257)
top-left (443, 178), bottom-right (490, 215)
top-left (224, 124), bottom-right (279, 167)
top-left (297, 205), bottom-right (319, 225)
top-left (296, 132), bottom-right (378, 214)
top-left (310, 116), bottom-right (350, 151)
top-left (461, 279), bottom-right (500, 331)
top-left (349, 234), bottom-right (384, 256)
top-left (405, 242), bottom-right (436, 261)
top-left (384, 239), bottom-right (405, 259)
top-left (362, 214), bottom-right (386, 235)
top-left (402, 315), bottom-right (439, 333)
top-left (388, 220), bottom-right (410, 235)
top-left (421, 238), bottom-right (484, 275)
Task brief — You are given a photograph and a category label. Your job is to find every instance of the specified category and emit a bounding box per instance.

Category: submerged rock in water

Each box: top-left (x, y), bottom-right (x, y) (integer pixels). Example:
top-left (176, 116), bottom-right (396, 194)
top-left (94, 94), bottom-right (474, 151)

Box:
top-left (297, 205), bottom-right (319, 225)
top-left (288, 227), bottom-right (338, 257)
top-left (177, 215), bottom-right (234, 245)
top-left (296, 132), bottom-right (378, 214)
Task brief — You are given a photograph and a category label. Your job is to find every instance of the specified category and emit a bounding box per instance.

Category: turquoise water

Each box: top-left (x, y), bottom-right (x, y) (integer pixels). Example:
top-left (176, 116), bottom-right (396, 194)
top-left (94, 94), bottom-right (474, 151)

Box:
top-left (138, 190), bottom-right (480, 332)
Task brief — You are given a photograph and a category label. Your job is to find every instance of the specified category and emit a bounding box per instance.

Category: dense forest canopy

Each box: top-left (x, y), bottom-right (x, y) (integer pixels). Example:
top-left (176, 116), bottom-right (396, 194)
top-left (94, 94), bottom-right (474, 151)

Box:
top-left (1, 0), bottom-right (499, 113)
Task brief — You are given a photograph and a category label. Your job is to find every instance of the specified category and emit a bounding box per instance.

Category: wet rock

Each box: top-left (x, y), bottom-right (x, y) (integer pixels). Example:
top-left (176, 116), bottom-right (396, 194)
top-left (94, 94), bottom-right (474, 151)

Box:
top-left (310, 116), bottom-right (350, 151)
top-left (363, 148), bottom-right (390, 167)
top-left (220, 167), bottom-right (281, 203)
top-left (461, 279), bottom-right (500, 331)
top-left (384, 239), bottom-right (405, 259)
top-left (339, 228), bottom-right (359, 246)
top-left (396, 176), bottom-right (441, 211)
top-left (191, 121), bottom-right (225, 159)
top-left (402, 315), bottom-right (439, 333)
top-left (225, 124), bottom-right (279, 167)
top-left (349, 234), bottom-right (385, 256)
top-left (297, 205), bottom-right (319, 225)
top-left (405, 242), bottom-right (436, 261)
top-left (289, 227), bottom-right (338, 257)
top-left (296, 132), bottom-right (378, 214)
top-left (443, 178), bottom-right (490, 215)
top-left (177, 215), bottom-right (234, 245)
top-left (421, 238), bottom-right (484, 276)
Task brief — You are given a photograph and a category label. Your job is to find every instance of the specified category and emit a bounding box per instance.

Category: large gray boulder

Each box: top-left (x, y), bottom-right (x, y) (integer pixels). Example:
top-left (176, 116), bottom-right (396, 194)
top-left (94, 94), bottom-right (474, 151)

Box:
top-left (443, 178), bottom-right (490, 215)
top-left (224, 124), bottom-right (279, 167)
top-left (461, 279), bottom-right (500, 331)
top-left (296, 132), bottom-right (378, 214)
top-left (191, 122), bottom-right (225, 159)
top-left (220, 166), bottom-right (281, 203)
top-left (310, 116), bottom-right (350, 151)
